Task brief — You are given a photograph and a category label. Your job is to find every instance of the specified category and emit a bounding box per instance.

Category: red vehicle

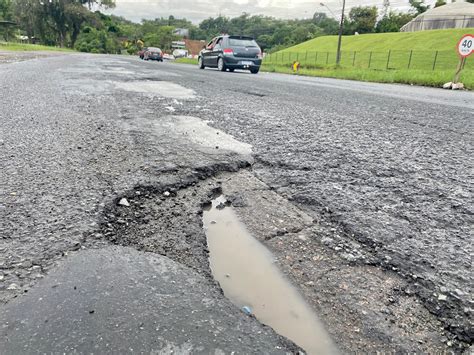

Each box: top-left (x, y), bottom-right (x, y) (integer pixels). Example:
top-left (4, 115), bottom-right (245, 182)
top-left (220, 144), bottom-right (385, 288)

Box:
top-left (144, 47), bottom-right (163, 62)
top-left (138, 47), bottom-right (148, 60)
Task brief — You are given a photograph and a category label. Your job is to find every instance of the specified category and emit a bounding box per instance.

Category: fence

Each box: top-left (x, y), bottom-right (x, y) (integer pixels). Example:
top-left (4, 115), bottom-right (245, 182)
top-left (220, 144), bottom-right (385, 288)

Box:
top-left (264, 50), bottom-right (471, 71)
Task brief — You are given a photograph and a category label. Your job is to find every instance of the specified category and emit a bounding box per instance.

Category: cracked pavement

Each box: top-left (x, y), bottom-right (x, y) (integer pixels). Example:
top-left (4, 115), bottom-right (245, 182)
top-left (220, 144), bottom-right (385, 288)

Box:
top-left (0, 53), bottom-right (473, 353)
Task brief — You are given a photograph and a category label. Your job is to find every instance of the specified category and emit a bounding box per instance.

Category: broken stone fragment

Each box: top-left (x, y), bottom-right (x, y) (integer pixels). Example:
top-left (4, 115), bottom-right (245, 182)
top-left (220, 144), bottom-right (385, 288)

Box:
top-left (21, 260), bottom-right (33, 268)
top-left (451, 82), bottom-right (464, 90)
top-left (118, 198), bottom-right (130, 207)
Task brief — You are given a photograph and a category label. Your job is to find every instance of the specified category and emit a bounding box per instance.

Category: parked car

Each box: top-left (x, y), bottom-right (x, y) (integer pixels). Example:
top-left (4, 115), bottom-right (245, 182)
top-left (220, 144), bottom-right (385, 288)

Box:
top-left (198, 35), bottom-right (262, 74)
top-left (138, 47), bottom-right (148, 60)
top-left (144, 47), bottom-right (163, 62)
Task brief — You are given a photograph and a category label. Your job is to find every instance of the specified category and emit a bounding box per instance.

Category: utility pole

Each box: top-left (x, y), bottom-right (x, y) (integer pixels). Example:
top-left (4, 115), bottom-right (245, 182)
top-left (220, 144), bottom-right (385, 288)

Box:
top-left (336, 0), bottom-right (346, 66)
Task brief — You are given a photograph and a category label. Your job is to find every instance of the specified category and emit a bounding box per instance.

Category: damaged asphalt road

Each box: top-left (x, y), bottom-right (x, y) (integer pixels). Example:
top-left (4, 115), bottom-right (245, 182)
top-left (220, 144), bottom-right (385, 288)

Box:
top-left (0, 53), bottom-right (472, 353)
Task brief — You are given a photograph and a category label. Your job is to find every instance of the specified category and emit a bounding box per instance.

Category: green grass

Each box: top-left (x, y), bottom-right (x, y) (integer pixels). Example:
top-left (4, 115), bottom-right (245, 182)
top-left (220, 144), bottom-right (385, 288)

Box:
top-left (175, 57), bottom-right (198, 65)
top-left (280, 28), bottom-right (474, 53)
top-left (262, 63), bottom-right (474, 89)
top-left (266, 28), bottom-right (474, 71)
top-left (263, 28), bottom-right (473, 88)
top-left (0, 41), bottom-right (74, 52)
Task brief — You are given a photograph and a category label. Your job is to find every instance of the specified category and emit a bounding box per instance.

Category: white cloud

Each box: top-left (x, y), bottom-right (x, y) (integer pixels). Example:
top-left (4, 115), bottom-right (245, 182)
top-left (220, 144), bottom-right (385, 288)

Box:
top-left (106, 0), bottom-right (439, 23)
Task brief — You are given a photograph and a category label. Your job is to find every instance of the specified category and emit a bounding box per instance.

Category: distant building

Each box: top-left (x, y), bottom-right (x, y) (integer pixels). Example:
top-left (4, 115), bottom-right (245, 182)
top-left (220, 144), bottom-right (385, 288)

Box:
top-left (172, 41), bottom-right (186, 50)
top-left (400, 2), bottom-right (474, 32)
top-left (173, 28), bottom-right (190, 38)
top-left (170, 27), bottom-right (205, 57)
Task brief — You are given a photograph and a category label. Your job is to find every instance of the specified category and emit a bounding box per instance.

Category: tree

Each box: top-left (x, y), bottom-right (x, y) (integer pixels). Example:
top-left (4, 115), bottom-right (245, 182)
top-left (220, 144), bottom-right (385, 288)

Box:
top-left (142, 25), bottom-right (178, 51)
top-left (199, 16), bottom-right (230, 37)
top-left (382, 0), bottom-right (390, 17)
top-left (348, 6), bottom-right (378, 34)
top-left (312, 12), bottom-right (339, 34)
top-left (65, 2), bottom-right (93, 48)
top-left (376, 11), bottom-right (413, 32)
top-left (434, 0), bottom-right (446, 7)
top-left (230, 13), bottom-right (250, 35)
top-left (0, 0), bottom-right (12, 20)
top-left (189, 26), bottom-right (206, 40)
top-left (12, 0), bottom-right (116, 47)
top-left (75, 26), bottom-right (118, 53)
top-left (0, 0), bottom-right (14, 41)
top-left (409, 0), bottom-right (429, 14)
top-left (81, 0), bottom-right (115, 10)
top-left (8, 4), bottom-right (341, 53)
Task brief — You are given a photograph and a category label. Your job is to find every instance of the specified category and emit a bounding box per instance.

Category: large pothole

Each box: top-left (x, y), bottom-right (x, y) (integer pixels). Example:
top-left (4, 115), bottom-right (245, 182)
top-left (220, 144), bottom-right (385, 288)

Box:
top-left (203, 195), bottom-right (337, 354)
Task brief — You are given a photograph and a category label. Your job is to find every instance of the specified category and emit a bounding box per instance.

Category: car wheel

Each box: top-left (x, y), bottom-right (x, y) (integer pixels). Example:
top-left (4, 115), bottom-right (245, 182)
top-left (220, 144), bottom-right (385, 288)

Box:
top-left (198, 57), bottom-right (205, 69)
top-left (250, 67), bottom-right (260, 74)
top-left (228, 68), bottom-right (235, 72)
top-left (217, 58), bottom-right (226, 72)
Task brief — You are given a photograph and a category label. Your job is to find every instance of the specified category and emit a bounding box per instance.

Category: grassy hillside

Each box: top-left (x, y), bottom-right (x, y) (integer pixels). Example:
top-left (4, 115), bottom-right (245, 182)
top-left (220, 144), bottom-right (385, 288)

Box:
top-left (263, 28), bottom-right (474, 88)
top-left (279, 28), bottom-right (474, 53)
top-left (0, 42), bottom-right (74, 52)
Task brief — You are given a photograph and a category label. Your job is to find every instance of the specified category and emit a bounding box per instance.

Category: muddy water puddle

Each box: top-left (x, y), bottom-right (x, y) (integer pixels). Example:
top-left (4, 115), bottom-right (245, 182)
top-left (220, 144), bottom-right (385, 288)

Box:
top-left (203, 196), bottom-right (337, 354)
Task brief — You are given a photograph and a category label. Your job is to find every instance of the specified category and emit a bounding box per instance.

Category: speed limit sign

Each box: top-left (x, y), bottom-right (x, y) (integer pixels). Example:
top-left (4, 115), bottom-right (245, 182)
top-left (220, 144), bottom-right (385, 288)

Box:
top-left (457, 34), bottom-right (474, 58)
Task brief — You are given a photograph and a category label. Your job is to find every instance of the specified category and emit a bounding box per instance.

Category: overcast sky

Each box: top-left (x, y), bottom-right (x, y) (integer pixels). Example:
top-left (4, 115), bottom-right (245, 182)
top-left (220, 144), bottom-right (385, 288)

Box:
top-left (105, 0), bottom-right (441, 23)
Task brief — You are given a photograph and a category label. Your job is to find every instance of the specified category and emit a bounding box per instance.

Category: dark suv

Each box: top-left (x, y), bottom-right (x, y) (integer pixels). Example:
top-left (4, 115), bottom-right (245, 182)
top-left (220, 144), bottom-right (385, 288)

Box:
top-left (198, 35), bottom-right (262, 74)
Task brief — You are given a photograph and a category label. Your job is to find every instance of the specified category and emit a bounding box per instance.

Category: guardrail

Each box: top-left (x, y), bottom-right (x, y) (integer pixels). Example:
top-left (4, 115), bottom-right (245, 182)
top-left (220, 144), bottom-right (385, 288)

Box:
top-left (264, 50), bottom-right (470, 71)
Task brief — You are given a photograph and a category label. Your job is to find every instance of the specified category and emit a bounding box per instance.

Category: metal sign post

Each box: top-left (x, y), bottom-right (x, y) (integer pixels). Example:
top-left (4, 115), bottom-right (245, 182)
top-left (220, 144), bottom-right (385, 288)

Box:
top-left (453, 34), bottom-right (473, 84)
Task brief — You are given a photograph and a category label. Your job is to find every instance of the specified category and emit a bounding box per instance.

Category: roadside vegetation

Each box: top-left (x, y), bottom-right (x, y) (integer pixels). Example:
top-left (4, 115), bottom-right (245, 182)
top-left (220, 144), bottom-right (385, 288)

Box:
top-left (262, 64), bottom-right (474, 88)
top-left (264, 28), bottom-right (474, 88)
top-left (2, 0), bottom-right (472, 88)
top-left (175, 27), bottom-right (473, 88)
top-left (0, 41), bottom-right (74, 52)
top-left (0, 0), bottom-right (454, 55)
top-left (280, 28), bottom-right (474, 53)
top-left (175, 56), bottom-right (473, 89)
top-left (175, 57), bottom-right (198, 65)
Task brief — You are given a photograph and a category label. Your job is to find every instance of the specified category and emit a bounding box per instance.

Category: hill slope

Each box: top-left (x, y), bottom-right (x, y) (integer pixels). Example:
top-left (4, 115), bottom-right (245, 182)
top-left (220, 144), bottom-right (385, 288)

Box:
top-left (279, 28), bottom-right (474, 53)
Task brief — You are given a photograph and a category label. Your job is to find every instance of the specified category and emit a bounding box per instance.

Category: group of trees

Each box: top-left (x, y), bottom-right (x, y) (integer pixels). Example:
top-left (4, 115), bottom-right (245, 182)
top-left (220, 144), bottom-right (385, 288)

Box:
top-left (1, 0), bottom-right (470, 54)
top-left (0, 0), bottom-right (121, 50)
top-left (342, 6), bottom-right (414, 35)
top-left (194, 13), bottom-right (339, 51)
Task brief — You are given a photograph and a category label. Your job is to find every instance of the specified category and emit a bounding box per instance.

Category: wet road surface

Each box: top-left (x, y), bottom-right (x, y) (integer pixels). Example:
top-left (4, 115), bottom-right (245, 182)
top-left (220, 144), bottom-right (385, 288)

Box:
top-left (0, 53), bottom-right (472, 353)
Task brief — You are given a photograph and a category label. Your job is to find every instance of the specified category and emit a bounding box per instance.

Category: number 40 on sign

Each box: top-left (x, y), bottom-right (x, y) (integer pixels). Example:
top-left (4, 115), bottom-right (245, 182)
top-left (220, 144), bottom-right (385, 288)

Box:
top-left (451, 34), bottom-right (474, 86)
top-left (457, 34), bottom-right (474, 58)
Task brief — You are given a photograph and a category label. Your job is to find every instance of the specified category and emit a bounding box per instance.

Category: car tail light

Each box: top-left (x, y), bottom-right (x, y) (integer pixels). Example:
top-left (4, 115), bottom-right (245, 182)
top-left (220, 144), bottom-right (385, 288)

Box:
top-left (223, 48), bottom-right (233, 56)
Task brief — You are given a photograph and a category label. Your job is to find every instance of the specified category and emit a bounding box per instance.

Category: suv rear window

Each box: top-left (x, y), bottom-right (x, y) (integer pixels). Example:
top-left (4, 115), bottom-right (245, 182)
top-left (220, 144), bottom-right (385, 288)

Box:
top-left (229, 38), bottom-right (258, 47)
